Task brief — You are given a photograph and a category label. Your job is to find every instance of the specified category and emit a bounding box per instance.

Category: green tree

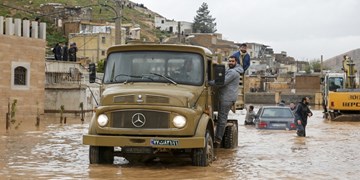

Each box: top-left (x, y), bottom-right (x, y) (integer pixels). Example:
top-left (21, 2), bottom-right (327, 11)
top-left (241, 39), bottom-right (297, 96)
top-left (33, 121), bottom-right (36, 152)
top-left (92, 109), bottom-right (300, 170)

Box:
top-left (192, 2), bottom-right (217, 33)
top-left (310, 60), bottom-right (321, 72)
top-left (304, 59), bottom-right (330, 73)
top-left (97, 59), bottom-right (105, 73)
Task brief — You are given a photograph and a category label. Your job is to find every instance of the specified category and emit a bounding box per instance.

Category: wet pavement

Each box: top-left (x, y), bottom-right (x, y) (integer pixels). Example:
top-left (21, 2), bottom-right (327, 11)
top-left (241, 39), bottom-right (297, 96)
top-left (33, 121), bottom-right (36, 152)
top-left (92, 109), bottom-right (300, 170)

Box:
top-left (1, 107), bottom-right (360, 179)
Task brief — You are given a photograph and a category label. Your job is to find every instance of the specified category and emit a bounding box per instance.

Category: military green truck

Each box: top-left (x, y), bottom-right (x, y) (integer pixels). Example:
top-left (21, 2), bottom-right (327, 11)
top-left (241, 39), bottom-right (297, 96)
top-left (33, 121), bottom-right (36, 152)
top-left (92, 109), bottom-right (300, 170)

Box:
top-left (83, 44), bottom-right (242, 166)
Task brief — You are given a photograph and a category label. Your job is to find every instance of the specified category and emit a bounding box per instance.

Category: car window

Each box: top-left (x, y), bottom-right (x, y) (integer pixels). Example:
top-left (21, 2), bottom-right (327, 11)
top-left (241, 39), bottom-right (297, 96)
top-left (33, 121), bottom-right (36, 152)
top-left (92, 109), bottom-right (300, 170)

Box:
top-left (256, 108), bottom-right (262, 117)
top-left (261, 108), bottom-right (294, 118)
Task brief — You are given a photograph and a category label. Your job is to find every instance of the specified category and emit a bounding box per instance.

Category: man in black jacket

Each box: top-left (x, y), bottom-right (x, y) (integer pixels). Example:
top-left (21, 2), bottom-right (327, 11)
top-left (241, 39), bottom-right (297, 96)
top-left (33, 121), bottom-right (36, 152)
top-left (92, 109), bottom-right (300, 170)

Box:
top-left (53, 43), bottom-right (62, 60)
top-left (294, 97), bottom-right (313, 137)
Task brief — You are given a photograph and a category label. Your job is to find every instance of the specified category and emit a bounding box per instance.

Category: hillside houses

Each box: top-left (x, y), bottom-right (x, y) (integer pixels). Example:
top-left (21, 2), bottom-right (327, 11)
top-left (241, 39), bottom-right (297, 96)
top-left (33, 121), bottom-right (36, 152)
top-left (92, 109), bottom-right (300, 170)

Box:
top-left (154, 16), bottom-right (193, 35)
top-left (37, 2), bottom-right (308, 75)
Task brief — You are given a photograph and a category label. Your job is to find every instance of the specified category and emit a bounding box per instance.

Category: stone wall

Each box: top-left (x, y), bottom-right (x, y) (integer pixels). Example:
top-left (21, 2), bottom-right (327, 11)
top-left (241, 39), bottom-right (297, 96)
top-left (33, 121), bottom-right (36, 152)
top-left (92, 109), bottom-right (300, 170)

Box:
top-left (245, 92), bottom-right (321, 105)
top-left (245, 92), bottom-right (276, 104)
top-left (44, 85), bottom-right (99, 114)
top-left (44, 61), bottom-right (100, 113)
top-left (0, 33), bottom-right (46, 126)
top-left (295, 75), bottom-right (321, 93)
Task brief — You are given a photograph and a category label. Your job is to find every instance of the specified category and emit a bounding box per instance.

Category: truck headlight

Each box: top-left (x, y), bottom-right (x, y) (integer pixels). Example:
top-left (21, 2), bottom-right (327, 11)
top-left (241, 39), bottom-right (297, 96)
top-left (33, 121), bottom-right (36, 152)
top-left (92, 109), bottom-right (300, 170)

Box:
top-left (97, 114), bottom-right (109, 127)
top-left (173, 115), bottom-right (186, 128)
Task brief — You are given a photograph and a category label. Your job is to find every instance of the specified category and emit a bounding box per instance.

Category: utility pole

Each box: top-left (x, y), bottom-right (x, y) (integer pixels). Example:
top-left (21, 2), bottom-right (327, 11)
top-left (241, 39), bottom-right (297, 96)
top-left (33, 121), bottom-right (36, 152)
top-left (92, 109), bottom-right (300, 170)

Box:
top-left (177, 21), bottom-right (181, 44)
top-left (114, 0), bottom-right (122, 45)
top-left (320, 55), bottom-right (323, 77)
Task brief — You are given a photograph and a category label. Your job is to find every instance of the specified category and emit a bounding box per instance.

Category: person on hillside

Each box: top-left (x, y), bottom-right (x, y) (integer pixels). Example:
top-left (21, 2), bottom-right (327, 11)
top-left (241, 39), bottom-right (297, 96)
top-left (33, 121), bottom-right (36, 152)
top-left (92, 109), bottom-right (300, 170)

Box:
top-left (62, 42), bottom-right (68, 61)
top-left (209, 55), bottom-right (244, 147)
top-left (52, 43), bottom-right (62, 60)
top-left (69, 42), bottom-right (78, 62)
top-left (232, 43), bottom-right (251, 72)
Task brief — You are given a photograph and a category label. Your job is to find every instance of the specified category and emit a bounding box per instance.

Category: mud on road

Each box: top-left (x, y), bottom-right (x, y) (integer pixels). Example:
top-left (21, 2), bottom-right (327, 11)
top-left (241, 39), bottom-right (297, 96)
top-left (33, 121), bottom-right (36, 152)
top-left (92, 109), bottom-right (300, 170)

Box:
top-left (1, 109), bottom-right (360, 179)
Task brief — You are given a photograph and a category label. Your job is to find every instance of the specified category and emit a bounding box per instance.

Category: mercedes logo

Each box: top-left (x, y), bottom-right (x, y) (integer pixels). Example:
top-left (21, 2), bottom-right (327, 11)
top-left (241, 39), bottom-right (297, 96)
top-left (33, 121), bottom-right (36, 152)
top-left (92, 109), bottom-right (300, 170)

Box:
top-left (131, 113), bottom-right (146, 127)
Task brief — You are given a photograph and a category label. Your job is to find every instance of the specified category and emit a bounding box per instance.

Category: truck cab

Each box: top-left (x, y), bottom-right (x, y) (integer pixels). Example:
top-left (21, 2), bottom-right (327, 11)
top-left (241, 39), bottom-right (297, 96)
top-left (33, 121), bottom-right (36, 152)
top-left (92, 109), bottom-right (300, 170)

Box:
top-left (83, 44), bottom-right (240, 166)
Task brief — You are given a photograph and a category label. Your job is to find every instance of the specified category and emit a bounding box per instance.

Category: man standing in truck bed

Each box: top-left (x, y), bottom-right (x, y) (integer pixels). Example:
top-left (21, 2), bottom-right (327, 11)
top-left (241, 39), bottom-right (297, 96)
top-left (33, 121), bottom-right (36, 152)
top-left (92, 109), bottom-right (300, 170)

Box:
top-left (232, 43), bottom-right (250, 72)
top-left (210, 55), bottom-right (244, 146)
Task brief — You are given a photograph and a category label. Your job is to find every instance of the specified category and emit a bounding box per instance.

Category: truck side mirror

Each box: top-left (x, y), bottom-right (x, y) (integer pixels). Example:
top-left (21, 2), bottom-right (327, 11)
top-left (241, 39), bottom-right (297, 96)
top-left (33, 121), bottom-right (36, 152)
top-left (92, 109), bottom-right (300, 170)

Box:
top-left (214, 64), bottom-right (225, 85)
top-left (89, 63), bottom-right (96, 83)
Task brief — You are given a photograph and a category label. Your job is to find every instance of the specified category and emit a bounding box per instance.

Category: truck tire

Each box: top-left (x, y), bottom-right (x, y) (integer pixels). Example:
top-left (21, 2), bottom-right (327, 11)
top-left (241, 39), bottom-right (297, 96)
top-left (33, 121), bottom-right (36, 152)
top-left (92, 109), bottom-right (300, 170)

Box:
top-left (223, 123), bottom-right (238, 149)
top-left (192, 130), bottom-right (214, 166)
top-left (89, 146), bottom-right (114, 164)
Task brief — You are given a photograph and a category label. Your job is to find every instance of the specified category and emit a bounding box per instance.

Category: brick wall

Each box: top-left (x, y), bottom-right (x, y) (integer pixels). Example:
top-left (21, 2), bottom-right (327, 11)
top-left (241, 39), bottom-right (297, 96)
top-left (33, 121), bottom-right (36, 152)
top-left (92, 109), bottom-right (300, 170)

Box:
top-left (295, 75), bottom-right (321, 93)
top-left (0, 35), bottom-right (46, 127)
top-left (245, 92), bottom-right (319, 105)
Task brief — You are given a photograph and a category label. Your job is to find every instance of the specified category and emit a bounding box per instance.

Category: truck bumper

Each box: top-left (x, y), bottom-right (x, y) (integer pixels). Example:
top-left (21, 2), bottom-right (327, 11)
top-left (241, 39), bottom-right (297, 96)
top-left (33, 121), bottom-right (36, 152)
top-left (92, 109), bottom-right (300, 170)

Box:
top-left (83, 135), bottom-right (205, 149)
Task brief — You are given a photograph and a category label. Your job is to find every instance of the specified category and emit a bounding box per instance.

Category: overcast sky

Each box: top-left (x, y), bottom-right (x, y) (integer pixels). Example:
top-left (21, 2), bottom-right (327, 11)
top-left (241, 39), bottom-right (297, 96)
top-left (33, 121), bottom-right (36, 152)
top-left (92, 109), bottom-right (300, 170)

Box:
top-left (130, 0), bottom-right (360, 61)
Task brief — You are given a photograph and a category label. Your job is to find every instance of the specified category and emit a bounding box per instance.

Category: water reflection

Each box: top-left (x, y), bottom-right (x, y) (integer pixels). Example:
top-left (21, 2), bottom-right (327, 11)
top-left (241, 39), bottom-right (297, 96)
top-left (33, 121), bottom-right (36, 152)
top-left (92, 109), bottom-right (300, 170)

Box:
top-left (0, 110), bottom-right (360, 179)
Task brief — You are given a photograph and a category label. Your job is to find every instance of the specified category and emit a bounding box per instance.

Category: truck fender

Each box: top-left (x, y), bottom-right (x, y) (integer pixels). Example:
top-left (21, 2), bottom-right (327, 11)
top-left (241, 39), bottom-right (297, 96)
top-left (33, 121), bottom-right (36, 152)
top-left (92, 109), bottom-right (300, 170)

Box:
top-left (88, 114), bottom-right (97, 134)
top-left (194, 114), bottom-right (214, 140)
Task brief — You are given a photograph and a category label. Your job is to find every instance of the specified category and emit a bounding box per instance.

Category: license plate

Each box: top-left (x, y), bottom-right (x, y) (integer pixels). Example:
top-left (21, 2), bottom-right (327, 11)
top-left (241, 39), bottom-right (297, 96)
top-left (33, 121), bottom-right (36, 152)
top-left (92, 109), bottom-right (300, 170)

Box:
top-left (122, 147), bottom-right (153, 154)
top-left (272, 123), bottom-right (286, 127)
top-left (151, 139), bottom-right (179, 146)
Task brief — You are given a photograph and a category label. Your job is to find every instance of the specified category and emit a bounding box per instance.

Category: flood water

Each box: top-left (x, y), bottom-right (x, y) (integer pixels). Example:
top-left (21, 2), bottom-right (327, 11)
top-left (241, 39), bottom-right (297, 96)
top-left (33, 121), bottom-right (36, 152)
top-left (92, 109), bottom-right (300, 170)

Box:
top-left (1, 107), bottom-right (360, 179)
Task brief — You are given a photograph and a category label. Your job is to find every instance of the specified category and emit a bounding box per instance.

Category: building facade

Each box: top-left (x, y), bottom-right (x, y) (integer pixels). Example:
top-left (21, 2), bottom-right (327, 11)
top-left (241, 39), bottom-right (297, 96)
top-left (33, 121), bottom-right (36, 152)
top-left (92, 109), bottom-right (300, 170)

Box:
top-left (155, 16), bottom-right (193, 35)
top-left (0, 16), bottom-right (46, 129)
top-left (69, 22), bottom-right (140, 63)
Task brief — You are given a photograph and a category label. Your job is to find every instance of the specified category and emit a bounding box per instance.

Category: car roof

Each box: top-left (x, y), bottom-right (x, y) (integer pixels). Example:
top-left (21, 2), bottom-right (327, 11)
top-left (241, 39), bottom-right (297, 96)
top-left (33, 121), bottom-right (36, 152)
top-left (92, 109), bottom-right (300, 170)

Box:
top-left (260, 106), bottom-right (291, 109)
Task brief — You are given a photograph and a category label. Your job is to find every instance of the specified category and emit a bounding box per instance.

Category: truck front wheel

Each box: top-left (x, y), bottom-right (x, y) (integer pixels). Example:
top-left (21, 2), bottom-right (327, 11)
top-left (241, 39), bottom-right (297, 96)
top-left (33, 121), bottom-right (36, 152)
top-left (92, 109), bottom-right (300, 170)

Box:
top-left (192, 130), bottom-right (214, 166)
top-left (89, 146), bottom-right (114, 164)
top-left (223, 123), bottom-right (238, 149)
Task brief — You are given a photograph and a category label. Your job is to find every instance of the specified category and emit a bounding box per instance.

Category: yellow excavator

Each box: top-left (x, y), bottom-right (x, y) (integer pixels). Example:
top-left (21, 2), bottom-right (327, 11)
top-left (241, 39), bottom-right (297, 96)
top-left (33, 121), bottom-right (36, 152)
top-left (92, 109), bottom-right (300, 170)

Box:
top-left (323, 55), bottom-right (360, 121)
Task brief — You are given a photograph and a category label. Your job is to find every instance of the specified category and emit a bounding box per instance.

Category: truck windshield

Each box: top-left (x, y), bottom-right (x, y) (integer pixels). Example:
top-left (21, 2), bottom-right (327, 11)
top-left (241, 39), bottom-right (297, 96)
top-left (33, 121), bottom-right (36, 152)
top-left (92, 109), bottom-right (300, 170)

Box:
top-left (103, 51), bottom-right (204, 85)
top-left (328, 77), bottom-right (343, 91)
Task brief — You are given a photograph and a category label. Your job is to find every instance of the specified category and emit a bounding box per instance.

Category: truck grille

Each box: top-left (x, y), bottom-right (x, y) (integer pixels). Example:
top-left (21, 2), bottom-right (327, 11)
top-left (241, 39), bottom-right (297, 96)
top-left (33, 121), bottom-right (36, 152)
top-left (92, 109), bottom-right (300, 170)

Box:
top-left (113, 95), bottom-right (135, 103)
top-left (111, 110), bottom-right (170, 128)
top-left (146, 95), bottom-right (169, 104)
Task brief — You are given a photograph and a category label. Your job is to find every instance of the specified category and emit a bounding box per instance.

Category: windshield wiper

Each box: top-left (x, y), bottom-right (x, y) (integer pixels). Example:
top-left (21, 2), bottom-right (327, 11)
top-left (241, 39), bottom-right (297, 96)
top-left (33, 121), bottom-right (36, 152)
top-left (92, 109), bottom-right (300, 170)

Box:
top-left (148, 73), bottom-right (177, 85)
top-left (112, 74), bottom-right (141, 83)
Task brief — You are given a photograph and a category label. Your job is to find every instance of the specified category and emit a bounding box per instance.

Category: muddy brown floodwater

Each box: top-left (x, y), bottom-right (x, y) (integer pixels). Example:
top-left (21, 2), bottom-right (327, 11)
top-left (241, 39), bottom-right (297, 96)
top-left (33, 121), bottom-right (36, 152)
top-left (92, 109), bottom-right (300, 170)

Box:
top-left (1, 107), bottom-right (360, 179)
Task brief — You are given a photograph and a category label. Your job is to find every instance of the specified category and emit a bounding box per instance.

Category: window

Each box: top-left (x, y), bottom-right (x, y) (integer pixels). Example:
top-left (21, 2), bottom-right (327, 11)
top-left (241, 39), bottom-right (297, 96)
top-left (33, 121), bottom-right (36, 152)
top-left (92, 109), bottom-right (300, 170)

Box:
top-left (14, 66), bottom-right (27, 85)
top-left (104, 51), bottom-right (204, 86)
top-left (261, 108), bottom-right (293, 118)
top-left (101, 50), bottom-right (105, 56)
top-left (102, 37), bottom-right (106, 44)
top-left (11, 62), bottom-right (30, 90)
